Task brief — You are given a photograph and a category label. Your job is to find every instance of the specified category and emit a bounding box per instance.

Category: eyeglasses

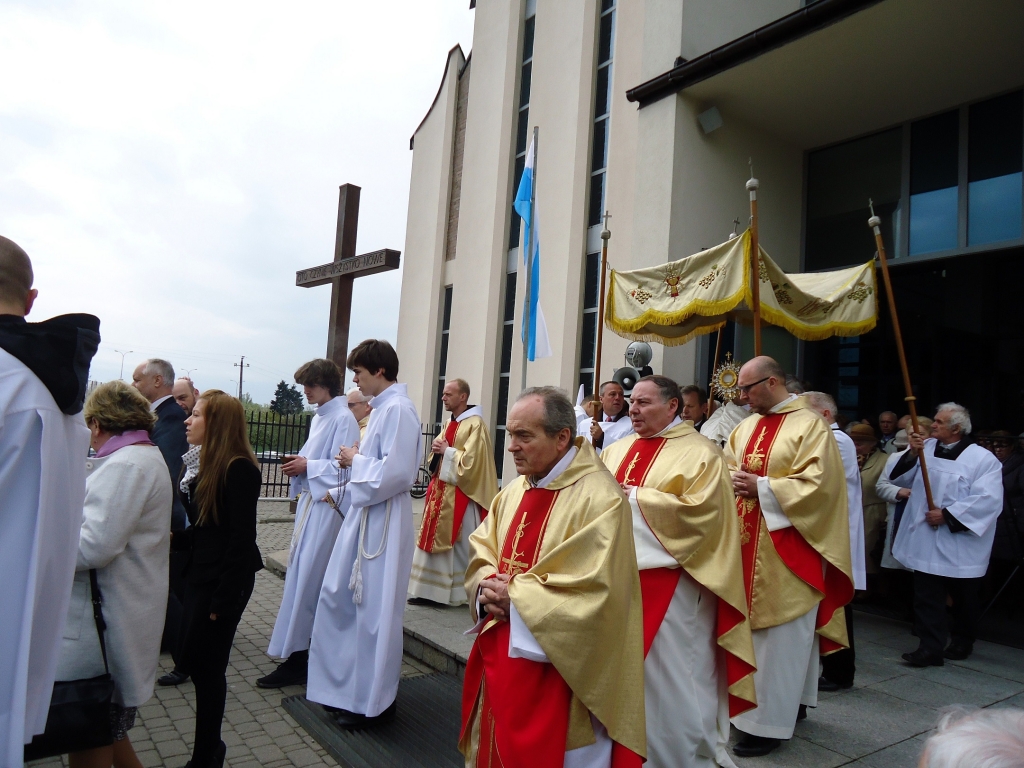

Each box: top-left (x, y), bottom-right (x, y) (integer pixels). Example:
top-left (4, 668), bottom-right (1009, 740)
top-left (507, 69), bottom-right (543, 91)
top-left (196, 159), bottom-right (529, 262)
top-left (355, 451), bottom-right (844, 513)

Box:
top-left (738, 377), bottom-right (771, 394)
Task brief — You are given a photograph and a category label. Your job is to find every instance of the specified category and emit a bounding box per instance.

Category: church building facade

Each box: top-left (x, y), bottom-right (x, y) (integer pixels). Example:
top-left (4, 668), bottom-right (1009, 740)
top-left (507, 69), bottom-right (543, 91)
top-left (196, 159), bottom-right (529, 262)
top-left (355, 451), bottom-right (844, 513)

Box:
top-left (397, 0), bottom-right (1024, 481)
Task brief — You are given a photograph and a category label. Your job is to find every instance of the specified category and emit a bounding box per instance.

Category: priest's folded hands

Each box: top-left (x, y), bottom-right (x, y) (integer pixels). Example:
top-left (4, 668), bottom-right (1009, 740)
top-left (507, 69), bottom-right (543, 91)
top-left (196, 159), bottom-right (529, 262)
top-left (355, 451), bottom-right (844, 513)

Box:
top-left (731, 463), bottom-right (760, 498)
top-left (478, 573), bottom-right (511, 619)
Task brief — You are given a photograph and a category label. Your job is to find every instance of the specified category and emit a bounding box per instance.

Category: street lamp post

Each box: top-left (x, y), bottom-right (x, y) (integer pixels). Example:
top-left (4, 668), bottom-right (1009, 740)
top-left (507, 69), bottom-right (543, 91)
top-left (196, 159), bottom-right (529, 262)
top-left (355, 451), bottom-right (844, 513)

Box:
top-left (114, 349), bottom-right (133, 380)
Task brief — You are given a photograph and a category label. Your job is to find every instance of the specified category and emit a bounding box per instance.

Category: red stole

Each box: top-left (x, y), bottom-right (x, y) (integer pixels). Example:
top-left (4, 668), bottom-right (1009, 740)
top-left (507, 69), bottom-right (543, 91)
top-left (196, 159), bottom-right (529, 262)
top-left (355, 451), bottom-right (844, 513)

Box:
top-left (460, 487), bottom-right (640, 768)
top-left (418, 419), bottom-right (472, 552)
top-left (617, 436), bottom-right (755, 717)
top-left (738, 413), bottom-right (850, 655)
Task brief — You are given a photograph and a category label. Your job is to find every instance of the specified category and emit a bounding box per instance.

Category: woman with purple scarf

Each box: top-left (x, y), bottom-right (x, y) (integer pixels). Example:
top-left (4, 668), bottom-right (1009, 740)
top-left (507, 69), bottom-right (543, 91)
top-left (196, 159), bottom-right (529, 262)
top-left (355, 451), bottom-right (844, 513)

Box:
top-left (55, 380), bottom-right (172, 768)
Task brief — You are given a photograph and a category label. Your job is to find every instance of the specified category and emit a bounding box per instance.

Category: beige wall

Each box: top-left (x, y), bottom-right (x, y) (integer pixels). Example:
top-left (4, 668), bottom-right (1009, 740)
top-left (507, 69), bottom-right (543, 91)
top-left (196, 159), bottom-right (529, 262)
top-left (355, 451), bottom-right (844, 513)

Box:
top-left (681, 0), bottom-right (800, 61)
top-left (397, 46), bottom-right (464, 422)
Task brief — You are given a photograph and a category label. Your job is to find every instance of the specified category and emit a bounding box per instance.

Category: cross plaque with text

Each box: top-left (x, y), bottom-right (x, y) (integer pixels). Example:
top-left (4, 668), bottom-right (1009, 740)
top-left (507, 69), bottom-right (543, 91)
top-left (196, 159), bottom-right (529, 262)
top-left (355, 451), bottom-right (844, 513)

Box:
top-left (296, 184), bottom-right (401, 368)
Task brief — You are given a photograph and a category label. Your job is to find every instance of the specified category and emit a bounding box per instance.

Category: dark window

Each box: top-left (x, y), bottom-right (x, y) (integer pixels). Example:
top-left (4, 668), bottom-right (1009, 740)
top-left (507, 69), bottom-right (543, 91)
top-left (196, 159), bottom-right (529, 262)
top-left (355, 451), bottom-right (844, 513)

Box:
top-left (968, 91), bottom-right (1023, 246)
top-left (588, 172), bottom-right (605, 227)
top-left (523, 15), bottom-right (535, 61)
top-left (591, 118), bottom-right (608, 172)
top-left (594, 66), bottom-right (610, 120)
top-left (580, 312), bottom-right (597, 369)
top-left (583, 251), bottom-right (600, 309)
top-left (910, 110), bottom-right (959, 255)
top-left (434, 285), bottom-right (453, 423)
top-left (598, 12), bottom-right (613, 64)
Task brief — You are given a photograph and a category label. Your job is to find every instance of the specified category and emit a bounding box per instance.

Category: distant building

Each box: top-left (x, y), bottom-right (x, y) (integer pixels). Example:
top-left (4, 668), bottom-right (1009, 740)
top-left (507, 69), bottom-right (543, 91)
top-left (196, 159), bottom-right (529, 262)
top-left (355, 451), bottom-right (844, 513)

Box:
top-left (397, 0), bottom-right (1024, 480)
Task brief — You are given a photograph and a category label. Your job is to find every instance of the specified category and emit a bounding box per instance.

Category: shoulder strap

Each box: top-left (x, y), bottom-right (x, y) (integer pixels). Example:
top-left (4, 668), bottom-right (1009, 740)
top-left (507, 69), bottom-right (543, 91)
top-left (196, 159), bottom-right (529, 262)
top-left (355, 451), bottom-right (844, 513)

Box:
top-left (89, 569), bottom-right (110, 674)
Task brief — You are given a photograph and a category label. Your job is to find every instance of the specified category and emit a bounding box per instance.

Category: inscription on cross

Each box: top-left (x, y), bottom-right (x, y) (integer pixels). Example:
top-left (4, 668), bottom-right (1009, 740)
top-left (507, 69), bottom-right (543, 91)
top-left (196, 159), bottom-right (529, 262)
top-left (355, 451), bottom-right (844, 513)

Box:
top-left (296, 184), bottom-right (401, 368)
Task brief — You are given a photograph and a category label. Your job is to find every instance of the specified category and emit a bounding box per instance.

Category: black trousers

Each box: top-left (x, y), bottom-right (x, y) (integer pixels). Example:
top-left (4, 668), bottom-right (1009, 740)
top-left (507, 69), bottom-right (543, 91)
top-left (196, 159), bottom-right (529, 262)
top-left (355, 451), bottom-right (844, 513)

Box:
top-left (179, 573), bottom-right (256, 765)
top-left (913, 571), bottom-right (983, 656)
top-left (162, 550), bottom-right (188, 666)
top-left (820, 603), bottom-right (856, 686)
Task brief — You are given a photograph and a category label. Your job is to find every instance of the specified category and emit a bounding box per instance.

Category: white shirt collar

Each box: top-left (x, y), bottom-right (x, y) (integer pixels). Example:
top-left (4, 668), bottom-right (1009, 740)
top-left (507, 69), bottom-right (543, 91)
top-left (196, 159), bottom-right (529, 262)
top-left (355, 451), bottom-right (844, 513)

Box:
top-left (531, 446), bottom-right (578, 489)
top-left (655, 416), bottom-right (682, 437)
top-left (768, 393), bottom-right (799, 414)
top-left (150, 394), bottom-right (172, 412)
top-left (455, 404), bottom-right (484, 423)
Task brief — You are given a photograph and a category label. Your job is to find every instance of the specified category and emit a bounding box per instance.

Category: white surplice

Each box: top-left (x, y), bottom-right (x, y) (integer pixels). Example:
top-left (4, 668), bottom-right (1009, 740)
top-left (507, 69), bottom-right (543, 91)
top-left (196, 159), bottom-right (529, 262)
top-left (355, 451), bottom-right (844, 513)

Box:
top-left (578, 414), bottom-right (634, 455)
top-left (876, 451), bottom-right (910, 571)
top-left (832, 424), bottom-right (866, 590)
top-left (267, 397), bottom-right (360, 658)
top-left (890, 439), bottom-right (1003, 578)
top-left (0, 348), bottom-right (89, 766)
top-left (307, 383), bottom-right (421, 717)
top-left (409, 405), bottom-right (485, 606)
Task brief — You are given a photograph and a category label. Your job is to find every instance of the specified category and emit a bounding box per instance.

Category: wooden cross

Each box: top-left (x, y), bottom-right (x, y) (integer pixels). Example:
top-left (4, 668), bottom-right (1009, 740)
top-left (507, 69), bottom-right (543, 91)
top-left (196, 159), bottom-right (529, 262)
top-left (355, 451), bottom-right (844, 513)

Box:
top-left (295, 184), bottom-right (401, 368)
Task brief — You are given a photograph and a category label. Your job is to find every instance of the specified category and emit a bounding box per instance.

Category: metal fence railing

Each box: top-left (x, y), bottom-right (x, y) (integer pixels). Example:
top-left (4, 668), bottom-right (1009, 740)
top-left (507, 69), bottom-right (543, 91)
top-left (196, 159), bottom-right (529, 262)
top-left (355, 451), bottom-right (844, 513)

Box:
top-left (412, 422), bottom-right (443, 499)
top-left (247, 410), bottom-right (312, 498)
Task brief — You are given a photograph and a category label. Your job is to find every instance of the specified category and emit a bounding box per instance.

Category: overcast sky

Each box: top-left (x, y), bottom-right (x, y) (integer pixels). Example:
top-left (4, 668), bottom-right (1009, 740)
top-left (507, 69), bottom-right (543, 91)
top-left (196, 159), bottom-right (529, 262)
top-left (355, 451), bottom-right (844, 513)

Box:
top-left (0, 0), bottom-right (474, 404)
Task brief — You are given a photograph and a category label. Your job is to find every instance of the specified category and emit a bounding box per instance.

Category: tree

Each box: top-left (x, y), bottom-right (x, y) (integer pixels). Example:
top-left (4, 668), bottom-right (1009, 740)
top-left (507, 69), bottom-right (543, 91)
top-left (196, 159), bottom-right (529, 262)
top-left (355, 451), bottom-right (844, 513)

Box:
top-left (270, 381), bottom-right (303, 415)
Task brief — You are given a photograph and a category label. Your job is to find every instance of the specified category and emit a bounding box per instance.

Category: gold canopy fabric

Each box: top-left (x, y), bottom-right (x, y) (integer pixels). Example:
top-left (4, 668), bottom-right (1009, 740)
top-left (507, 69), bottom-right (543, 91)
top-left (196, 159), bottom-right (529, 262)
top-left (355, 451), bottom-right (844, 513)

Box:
top-left (605, 230), bottom-right (878, 346)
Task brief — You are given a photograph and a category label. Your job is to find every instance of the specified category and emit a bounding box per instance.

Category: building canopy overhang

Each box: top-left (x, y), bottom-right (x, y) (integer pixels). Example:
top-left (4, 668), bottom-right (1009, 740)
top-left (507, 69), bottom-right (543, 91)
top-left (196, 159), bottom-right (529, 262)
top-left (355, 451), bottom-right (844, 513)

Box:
top-left (628, 0), bottom-right (1024, 149)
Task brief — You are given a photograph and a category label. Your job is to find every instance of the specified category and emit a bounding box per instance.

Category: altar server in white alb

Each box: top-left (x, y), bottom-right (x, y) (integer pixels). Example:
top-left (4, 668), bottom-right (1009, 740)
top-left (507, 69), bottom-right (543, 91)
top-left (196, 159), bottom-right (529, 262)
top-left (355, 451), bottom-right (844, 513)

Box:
top-left (409, 378), bottom-right (498, 606)
top-left (578, 380), bottom-right (634, 453)
top-left (0, 236), bottom-right (99, 766)
top-left (890, 403), bottom-right (1002, 667)
top-left (307, 340), bottom-right (421, 729)
top-left (257, 359), bottom-right (359, 689)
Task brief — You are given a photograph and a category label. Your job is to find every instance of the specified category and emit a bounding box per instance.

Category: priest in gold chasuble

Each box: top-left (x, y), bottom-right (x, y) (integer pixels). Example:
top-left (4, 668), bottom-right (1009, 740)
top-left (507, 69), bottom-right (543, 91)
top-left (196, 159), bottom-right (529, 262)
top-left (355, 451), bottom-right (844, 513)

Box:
top-left (602, 376), bottom-right (755, 768)
top-left (410, 379), bottom-right (498, 606)
top-left (724, 358), bottom-right (854, 758)
top-left (460, 387), bottom-right (645, 768)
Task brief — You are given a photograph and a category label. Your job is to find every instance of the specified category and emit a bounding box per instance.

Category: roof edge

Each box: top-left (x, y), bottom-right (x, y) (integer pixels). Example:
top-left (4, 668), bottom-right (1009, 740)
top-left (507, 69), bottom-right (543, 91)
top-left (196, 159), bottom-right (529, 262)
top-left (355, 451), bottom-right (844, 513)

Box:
top-left (625, 0), bottom-right (884, 108)
top-left (410, 44), bottom-right (466, 150)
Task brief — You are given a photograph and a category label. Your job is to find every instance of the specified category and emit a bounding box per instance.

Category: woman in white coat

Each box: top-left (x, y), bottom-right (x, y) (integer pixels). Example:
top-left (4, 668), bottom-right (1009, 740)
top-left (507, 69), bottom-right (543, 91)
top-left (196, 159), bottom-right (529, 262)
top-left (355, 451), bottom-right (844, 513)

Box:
top-left (56, 381), bottom-right (172, 768)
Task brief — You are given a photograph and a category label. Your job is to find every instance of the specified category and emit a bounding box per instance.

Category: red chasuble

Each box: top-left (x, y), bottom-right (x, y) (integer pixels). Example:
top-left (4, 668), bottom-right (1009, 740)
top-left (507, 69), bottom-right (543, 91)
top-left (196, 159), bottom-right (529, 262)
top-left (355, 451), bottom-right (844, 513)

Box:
top-left (614, 436), bottom-right (755, 716)
top-left (418, 419), bottom-right (472, 552)
top-left (738, 413), bottom-right (850, 654)
top-left (460, 487), bottom-right (640, 768)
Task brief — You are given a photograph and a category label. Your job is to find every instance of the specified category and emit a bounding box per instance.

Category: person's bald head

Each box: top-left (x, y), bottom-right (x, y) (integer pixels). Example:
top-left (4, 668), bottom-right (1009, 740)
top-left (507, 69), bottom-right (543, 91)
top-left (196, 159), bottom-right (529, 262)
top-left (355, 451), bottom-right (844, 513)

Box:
top-left (0, 236), bottom-right (38, 317)
top-left (737, 356), bottom-right (790, 414)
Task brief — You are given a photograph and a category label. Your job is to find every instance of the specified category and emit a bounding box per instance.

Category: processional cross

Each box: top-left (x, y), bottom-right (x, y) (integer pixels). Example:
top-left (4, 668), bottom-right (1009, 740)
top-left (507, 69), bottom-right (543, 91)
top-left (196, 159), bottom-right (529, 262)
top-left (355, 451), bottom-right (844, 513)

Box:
top-left (296, 184), bottom-right (401, 367)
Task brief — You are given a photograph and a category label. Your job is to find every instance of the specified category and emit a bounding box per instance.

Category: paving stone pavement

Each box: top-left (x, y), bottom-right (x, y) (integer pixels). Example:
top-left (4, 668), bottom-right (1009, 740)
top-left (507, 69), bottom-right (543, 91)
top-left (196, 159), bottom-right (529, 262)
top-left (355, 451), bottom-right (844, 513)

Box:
top-left (27, 518), bottom-right (432, 768)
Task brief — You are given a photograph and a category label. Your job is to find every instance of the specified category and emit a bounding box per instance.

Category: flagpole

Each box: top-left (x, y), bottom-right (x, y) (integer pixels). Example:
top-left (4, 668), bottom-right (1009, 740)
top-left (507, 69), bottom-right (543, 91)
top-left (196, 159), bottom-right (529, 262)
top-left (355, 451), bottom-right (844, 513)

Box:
top-left (868, 200), bottom-right (936, 511)
top-left (593, 210), bottom-right (611, 393)
top-left (521, 126), bottom-right (538, 393)
top-left (747, 162), bottom-right (762, 356)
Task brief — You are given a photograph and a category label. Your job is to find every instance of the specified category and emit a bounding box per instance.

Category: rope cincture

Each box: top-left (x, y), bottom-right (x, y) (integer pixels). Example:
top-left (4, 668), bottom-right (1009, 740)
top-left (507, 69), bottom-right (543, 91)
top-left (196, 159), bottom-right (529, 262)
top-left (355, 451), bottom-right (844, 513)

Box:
top-left (349, 498), bottom-right (392, 605)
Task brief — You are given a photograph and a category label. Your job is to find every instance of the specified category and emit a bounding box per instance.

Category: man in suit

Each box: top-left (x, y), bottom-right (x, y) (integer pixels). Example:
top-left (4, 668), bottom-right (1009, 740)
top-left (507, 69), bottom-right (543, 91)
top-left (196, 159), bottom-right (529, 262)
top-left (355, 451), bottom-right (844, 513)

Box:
top-left (681, 384), bottom-right (710, 432)
top-left (132, 358), bottom-right (191, 685)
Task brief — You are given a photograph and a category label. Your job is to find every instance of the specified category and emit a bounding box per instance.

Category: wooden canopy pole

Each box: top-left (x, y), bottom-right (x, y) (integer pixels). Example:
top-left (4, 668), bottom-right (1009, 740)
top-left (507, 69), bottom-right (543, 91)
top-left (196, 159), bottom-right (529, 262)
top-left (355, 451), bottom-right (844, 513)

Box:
top-left (747, 164), bottom-right (762, 356)
top-left (869, 200), bottom-right (936, 511)
top-left (593, 211), bottom-right (611, 393)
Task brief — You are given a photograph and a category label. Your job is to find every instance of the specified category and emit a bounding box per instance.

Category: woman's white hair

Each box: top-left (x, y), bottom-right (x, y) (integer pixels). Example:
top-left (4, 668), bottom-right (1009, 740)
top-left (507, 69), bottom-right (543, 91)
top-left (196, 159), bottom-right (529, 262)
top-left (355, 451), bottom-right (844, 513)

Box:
top-left (936, 402), bottom-right (972, 436)
top-left (921, 707), bottom-right (1024, 768)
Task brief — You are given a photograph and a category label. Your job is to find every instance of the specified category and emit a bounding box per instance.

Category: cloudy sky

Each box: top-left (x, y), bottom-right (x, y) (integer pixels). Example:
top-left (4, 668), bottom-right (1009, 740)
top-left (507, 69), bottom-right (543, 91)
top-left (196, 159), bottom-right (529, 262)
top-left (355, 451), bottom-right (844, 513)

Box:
top-left (0, 0), bottom-right (474, 403)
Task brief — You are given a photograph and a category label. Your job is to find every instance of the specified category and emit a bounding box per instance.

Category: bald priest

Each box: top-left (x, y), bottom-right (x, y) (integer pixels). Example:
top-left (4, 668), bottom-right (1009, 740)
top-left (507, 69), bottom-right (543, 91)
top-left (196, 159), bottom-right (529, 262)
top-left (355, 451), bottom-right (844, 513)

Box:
top-left (460, 387), bottom-right (646, 768)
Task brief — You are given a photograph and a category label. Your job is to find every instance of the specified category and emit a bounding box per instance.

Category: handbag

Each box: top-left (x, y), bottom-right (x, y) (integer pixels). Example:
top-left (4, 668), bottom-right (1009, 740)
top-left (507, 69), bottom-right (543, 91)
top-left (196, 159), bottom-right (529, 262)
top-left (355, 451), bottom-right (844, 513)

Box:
top-left (24, 569), bottom-right (115, 761)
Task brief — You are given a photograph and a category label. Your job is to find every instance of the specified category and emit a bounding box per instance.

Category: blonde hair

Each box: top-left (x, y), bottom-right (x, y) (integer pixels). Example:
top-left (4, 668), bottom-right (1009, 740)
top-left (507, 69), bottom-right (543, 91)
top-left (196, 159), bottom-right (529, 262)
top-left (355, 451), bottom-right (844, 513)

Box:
top-left (83, 380), bottom-right (156, 434)
top-left (194, 390), bottom-right (258, 526)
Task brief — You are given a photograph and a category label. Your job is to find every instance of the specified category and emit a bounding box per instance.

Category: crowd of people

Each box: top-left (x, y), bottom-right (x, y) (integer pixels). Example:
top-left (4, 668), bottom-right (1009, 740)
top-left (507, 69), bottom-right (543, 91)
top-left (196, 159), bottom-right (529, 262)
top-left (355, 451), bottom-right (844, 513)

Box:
top-left (3, 231), bottom-right (1024, 768)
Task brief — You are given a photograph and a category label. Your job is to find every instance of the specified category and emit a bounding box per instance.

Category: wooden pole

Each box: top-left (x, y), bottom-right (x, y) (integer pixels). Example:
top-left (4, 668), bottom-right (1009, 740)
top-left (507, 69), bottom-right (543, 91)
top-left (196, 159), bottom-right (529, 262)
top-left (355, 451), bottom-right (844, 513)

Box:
top-left (708, 329), bottom-right (724, 416)
top-left (747, 165), bottom-right (762, 356)
top-left (869, 200), bottom-right (936, 511)
top-left (593, 211), bottom-right (611, 394)
top-left (520, 126), bottom-right (538, 393)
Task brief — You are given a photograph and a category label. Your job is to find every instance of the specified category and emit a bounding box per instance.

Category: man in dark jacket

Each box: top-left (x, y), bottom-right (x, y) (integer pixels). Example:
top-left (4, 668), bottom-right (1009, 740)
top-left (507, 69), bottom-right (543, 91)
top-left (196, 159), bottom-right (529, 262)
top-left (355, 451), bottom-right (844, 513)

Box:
top-left (132, 357), bottom-right (191, 684)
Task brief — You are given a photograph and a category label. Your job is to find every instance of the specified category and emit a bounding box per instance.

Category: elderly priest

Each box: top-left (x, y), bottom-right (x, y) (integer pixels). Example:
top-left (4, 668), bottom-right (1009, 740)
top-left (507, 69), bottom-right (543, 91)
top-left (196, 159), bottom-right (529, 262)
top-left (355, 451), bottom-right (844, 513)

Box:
top-left (410, 378), bottom-right (498, 606)
top-left (460, 386), bottom-right (646, 768)
top-left (891, 403), bottom-right (1002, 666)
top-left (602, 376), bottom-right (755, 768)
top-left (725, 357), bottom-right (853, 758)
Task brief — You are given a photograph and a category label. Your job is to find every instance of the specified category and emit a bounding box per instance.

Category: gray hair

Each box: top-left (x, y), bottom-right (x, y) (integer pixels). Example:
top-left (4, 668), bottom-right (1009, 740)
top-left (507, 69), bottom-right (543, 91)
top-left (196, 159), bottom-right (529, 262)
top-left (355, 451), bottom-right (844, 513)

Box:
top-left (921, 707), bottom-right (1024, 768)
top-left (143, 358), bottom-right (175, 383)
top-left (936, 402), bottom-right (972, 436)
top-left (804, 391), bottom-right (837, 421)
top-left (347, 387), bottom-right (369, 403)
top-left (517, 386), bottom-right (576, 437)
top-left (785, 374), bottom-right (806, 394)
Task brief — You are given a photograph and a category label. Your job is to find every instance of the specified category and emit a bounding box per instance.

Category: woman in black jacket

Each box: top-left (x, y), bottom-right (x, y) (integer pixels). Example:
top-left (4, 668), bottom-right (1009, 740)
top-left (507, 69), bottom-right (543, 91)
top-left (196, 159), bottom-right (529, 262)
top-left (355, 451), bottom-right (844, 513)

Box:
top-left (173, 390), bottom-right (263, 768)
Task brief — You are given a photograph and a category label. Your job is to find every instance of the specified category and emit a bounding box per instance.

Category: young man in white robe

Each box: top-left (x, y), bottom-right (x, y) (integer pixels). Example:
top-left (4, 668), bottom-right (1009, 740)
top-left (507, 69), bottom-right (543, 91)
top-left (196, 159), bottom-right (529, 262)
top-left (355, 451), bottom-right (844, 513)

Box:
top-left (0, 236), bottom-right (98, 766)
top-left (891, 403), bottom-right (1003, 666)
top-left (306, 339), bottom-right (421, 728)
top-left (578, 380), bottom-right (634, 454)
top-left (257, 359), bottom-right (359, 688)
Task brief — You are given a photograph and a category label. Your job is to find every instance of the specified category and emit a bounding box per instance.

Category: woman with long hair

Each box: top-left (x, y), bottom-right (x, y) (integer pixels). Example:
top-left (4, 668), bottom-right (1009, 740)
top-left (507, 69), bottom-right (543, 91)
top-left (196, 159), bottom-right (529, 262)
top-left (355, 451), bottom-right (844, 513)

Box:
top-left (172, 390), bottom-right (263, 768)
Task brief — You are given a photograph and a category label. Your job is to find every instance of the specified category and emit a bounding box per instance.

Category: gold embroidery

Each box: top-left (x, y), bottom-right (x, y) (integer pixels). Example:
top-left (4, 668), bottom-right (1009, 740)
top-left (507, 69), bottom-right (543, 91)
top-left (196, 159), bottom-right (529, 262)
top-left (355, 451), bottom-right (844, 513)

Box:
top-left (664, 272), bottom-right (683, 297)
top-left (745, 427), bottom-right (768, 473)
top-left (698, 264), bottom-right (723, 289)
top-left (737, 497), bottom-right (757, 546)
top-left (501, 516), bottom-right (531, 576)
top-left (772, 280), bottom-right (793, 305)
top-left (621, 452), bottom-right (642, 487)
top-left (847, 280), bottom-right (874, 303)
top-left (630, 286), bottom-right (653, 304)
top-left (758, 258), bottom-right (769, 282)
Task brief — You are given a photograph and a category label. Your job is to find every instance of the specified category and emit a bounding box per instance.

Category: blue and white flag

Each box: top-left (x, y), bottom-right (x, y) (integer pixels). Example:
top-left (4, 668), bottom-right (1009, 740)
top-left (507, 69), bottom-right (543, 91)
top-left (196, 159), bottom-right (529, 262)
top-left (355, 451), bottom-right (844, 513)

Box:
top-left (512, 137), bottom-right (553, 361)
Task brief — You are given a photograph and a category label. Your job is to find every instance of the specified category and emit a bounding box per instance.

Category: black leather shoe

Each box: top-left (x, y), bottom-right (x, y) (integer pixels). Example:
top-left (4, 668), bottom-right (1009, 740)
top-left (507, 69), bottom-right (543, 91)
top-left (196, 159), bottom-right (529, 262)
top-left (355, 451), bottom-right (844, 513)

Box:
top-left (902, 648), bottom-right (944, 667)
top-left (256, 652), bottom-right (308, 688)
top-left (733, 732), bottom-right (781, 757)
top-left (407, 596), bottom-right (442, 606)
top-left (944, 643), bottom-right (972, 660)
top-left (797, 704), bottom-right (807, 722)
top-left (818, 676), bottom-right (852, 692)
top-left (157, 669), bottom-right (190, 686)
top-left (335, 700), bottom-right (397, 730)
